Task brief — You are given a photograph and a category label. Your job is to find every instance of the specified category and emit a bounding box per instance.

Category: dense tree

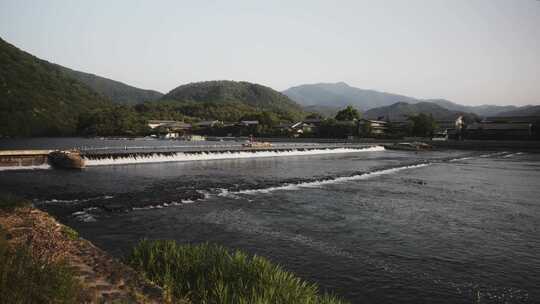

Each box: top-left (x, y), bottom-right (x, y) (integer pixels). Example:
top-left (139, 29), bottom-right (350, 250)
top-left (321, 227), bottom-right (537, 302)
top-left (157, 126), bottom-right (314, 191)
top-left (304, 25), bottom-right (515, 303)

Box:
top-left (335, 105), bottom-right (361, 121)
top-left (407, 113), bottom-right (437, 137)
top-left (317, 119), bottom-right (357, 138)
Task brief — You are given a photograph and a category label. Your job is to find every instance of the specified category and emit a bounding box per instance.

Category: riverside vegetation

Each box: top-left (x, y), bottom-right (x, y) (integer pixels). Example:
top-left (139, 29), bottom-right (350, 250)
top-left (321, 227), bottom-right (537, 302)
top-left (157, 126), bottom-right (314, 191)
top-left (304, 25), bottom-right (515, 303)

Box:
top-left (0, 194), bottom-right (348, 303)
top-left (0, 195), bottom-right (80, 303)
top-left (127, 240), bottom-right (348, 304)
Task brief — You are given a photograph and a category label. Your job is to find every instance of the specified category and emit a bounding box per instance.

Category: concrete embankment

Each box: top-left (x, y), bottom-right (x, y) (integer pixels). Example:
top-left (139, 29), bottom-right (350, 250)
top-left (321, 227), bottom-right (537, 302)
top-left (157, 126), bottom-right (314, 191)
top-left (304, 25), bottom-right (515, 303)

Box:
top-left (0, 150), bottom-right (52, 167)
top-left (0, 206), bottom-right (173, 303)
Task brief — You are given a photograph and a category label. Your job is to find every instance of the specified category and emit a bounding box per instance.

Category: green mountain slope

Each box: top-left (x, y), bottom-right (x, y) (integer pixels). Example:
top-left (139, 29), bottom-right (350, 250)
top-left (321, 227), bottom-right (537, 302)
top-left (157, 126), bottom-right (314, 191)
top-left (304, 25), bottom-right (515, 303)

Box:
top-left (162, 80), bottom-right (304, 120)
top-left (0, 37), bottom-right (110, 136)
top-left (59, 66), bottom-right (163, 104)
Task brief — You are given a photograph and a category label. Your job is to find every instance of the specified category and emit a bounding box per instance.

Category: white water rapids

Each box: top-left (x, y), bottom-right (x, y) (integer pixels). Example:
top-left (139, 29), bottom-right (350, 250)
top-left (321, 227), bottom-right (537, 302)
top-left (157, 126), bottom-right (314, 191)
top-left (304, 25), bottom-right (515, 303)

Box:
top-left (83, 146), bottom-right (386, 166)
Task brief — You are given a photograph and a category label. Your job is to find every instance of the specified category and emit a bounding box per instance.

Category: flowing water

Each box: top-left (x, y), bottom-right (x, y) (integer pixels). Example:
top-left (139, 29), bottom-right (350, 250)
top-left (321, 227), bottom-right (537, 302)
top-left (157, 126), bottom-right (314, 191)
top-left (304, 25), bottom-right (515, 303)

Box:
top-left (1, 138), bottom-right (539, 303)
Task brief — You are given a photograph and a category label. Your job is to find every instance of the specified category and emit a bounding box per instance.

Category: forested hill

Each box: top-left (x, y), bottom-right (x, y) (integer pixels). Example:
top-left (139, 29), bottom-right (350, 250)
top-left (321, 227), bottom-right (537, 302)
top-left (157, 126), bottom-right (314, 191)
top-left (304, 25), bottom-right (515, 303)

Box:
top-left (162, 80), bottom-right (305, 120)
top-left (0, 37), bottom-right (111, 137)
top-left (59, 66), bottom-right (163, 104)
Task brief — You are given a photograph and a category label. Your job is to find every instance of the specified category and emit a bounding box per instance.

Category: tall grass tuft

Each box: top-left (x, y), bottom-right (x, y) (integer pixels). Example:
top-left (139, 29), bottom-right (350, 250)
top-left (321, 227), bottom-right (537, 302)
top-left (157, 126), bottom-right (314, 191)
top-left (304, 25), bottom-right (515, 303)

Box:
top-left (127, 240), bottom-right (348, 304)
top-left (0, 227), bottom-right (80, 303)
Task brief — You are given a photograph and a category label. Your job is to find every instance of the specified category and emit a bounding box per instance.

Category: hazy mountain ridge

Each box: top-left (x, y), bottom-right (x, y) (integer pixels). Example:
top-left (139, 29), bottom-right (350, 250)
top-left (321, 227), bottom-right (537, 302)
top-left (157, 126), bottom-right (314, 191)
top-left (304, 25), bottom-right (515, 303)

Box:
top-left (283, 82), bottom-right (417, 111)
top-left (493, 105), bottom-right (540, 117)
top-left (59, 66), bottom-right (163, 104)
top-left (284, 82), bottom-right (532, 117)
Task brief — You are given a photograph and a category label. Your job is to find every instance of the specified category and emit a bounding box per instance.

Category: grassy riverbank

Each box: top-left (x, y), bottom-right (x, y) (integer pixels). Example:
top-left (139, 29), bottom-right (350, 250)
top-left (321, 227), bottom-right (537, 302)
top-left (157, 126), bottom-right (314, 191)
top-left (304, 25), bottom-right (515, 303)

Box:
top-left (0, 226), bottom-right (80, 303)
top-left (128, 240), bottom-right (348, 304)
top-left (0, 194), bottom-right (166, 303)
top-left (1, 195), bottom-right (348, 303)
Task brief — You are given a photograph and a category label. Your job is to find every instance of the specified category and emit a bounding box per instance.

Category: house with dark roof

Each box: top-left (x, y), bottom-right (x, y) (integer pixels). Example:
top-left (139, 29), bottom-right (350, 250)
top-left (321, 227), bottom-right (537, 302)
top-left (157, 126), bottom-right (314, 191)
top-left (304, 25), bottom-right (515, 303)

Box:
top-left (358, 119), bottom-right (389, 137)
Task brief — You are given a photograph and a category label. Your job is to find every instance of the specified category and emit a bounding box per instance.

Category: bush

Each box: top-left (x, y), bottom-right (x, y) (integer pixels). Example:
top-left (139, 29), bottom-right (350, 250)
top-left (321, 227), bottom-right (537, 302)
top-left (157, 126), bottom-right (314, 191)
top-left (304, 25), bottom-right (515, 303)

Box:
top-left (127, 240), bottom-right (347, 304)
top-left (0, 227), bottom-right (80, 303)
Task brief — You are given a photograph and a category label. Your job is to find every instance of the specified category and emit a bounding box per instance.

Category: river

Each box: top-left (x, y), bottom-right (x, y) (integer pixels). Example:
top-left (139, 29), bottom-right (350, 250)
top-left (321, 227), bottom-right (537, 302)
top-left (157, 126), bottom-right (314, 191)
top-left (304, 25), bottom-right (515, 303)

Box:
top-left (0, 138), bottom-right (538, 303)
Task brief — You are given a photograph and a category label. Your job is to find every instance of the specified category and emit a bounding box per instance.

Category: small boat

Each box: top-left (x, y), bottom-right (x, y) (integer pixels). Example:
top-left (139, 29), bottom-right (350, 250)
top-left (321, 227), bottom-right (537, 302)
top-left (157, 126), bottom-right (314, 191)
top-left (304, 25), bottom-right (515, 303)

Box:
top-left (242, 135), bottom-right (273, 148)
top-left (242, 141), bottom-right (273, 148)
top-left (384, 142), bottom-right (432, 151)
top-left (48, 150), bottom-right (86, 169)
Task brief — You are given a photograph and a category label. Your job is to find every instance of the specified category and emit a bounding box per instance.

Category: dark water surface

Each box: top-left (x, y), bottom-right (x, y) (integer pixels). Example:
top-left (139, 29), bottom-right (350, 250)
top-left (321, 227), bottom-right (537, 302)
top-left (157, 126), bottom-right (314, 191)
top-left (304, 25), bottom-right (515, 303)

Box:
top-left (1, 138), bottom-right (539, 303)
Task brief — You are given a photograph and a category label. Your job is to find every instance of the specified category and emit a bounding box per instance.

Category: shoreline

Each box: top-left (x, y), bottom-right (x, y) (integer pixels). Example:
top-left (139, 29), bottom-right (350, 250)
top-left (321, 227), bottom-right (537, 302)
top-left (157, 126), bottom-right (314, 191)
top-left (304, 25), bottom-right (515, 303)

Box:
top-left (0, 205), bottom-right (174, 303)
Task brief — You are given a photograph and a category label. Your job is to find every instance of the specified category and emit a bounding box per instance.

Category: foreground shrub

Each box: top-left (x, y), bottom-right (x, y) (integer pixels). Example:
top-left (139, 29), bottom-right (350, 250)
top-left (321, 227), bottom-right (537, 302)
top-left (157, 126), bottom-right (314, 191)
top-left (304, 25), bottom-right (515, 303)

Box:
top-left (127, 240), bottom-right (347, 304)
top-left (0, 227), bottom-right (80, 303)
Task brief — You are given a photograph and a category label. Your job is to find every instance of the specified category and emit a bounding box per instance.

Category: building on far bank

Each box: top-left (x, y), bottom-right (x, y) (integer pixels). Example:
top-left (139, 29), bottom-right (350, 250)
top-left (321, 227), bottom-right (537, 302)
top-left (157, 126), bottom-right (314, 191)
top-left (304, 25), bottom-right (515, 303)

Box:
top-left (358, 119), bottom-right (389, 137)
top-left (461, 116), bottom-right (540, 140)
top-left (194, 120), bottom-right (222, 128)
top-left (148, 120), bottom-right (192, 139)
top-left (277, 122), bottom-right (316, 137)
top-left (147, 120), bottom-right (177, 129)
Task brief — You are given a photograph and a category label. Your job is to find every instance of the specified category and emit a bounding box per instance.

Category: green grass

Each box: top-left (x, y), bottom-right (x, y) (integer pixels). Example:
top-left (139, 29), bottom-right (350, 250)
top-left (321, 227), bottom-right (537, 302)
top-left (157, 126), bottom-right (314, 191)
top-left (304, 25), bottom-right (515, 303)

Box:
top-left (127, 240), bottom-right (348, 304)
top-left (0, 193), bottom-right (30, 212)
top-left (0, 227), bottom-right (81, 303)
top-left (61, 225), bottom-right (79, 241)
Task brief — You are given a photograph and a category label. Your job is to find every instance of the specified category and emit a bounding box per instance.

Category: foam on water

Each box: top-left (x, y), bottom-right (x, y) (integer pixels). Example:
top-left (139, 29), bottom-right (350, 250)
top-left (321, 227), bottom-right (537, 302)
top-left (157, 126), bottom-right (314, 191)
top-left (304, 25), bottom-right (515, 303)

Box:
top-left (83, 146), bottom-right (385, 166)
top-left (220, 163), bottom-right (430, 196)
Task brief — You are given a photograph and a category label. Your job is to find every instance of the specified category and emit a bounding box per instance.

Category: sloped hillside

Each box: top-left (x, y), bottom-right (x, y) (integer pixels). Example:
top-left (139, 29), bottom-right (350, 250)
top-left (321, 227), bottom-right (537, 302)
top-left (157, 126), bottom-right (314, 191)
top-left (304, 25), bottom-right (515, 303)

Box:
top-left (0, 37), bottom-right (110, 136)
top-left (60, 66), bottom-right (163, 104)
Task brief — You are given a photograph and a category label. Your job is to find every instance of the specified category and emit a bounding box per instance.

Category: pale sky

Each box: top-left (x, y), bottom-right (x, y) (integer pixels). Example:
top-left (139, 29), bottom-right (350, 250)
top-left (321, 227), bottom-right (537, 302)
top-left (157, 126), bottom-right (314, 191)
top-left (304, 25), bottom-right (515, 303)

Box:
top-left (1, 0), bottom-right (539, 106)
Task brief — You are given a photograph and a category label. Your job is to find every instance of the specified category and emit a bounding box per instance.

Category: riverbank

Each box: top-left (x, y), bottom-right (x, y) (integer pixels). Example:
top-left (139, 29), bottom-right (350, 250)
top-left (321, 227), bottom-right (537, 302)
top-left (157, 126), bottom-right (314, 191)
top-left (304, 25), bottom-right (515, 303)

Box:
top-left (0, 204), bottom-right (171, 303)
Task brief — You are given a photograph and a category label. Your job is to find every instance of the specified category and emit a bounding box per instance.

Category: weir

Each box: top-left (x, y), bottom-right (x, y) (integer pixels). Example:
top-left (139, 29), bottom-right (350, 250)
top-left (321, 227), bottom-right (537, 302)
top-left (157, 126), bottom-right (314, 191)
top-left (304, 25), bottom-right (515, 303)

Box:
top-left (0, 150), bottom-right (53, 169)
top-left (0, 145), bottom-right (384, 170)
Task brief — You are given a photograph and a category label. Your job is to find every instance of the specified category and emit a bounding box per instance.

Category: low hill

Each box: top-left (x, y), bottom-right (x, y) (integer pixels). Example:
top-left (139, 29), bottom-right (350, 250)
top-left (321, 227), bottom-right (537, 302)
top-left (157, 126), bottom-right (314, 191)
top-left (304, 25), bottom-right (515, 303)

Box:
top-left (364, 101), bottom-right (464, 121)
top-left (0, 37), bottom-right (110, 137)
top-left (283, 82), bottom-right (416, 111)
top-left (162, 80), bottom-right (304, 120)
top-left (59, 66), bottom-right (163, 104)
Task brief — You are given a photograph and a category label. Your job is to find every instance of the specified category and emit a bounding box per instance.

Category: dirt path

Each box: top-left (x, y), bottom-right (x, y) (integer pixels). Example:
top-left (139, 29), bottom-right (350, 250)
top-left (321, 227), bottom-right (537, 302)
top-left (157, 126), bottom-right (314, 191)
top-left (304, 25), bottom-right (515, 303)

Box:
top-left (0, 207), bottom-right (173, 303)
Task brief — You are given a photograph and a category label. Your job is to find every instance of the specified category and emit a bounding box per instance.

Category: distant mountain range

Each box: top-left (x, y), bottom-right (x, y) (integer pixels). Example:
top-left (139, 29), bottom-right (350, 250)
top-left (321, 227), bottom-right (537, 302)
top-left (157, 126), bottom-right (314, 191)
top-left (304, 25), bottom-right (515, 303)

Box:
top-left (1, 35), bottom-right (538, 137)
top-left (283, 82), bottom-right (534, 118)
top-left (59, 66), bottom-right (163, 104)
top-left (283, 82), bottom-right (417, 111)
